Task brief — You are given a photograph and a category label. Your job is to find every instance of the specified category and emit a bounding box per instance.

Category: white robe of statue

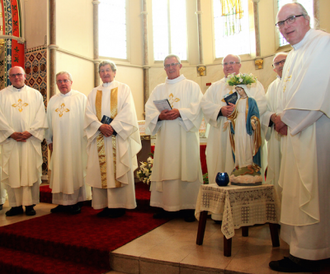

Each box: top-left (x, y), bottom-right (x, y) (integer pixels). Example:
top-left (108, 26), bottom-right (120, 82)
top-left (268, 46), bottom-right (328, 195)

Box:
top-left (0, 85), bottom-right (47, 206)
top-left (84, 80), bottom-right (141, 210)
top-left (232, 98), bottom-right (254, 167)
top-left (46, 90), bottom-right (91, 205)
top-left (145, 75), bottom-right (203, 211)
top-left (277, 29), bottom-right (330, 260)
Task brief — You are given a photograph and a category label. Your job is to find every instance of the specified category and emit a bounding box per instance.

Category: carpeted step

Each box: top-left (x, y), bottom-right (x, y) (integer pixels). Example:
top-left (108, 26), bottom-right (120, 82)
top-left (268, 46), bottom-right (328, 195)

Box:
top-left (0, 246), bottom-right (109, 274)
top-left (0, 206), bottom-right (169, 270)
top-left (39, 185), bottom-right (52, 203)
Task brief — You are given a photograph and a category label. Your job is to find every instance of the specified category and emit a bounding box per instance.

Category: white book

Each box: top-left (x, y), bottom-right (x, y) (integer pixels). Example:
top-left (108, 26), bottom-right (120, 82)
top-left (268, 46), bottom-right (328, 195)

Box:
top-left (153, 99), bottom-right (172, 112)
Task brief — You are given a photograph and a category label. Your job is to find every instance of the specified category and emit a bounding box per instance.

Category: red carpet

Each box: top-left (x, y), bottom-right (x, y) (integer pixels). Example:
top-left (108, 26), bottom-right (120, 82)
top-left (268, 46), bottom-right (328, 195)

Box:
top-left (0, 183), bottom-right (168, 274)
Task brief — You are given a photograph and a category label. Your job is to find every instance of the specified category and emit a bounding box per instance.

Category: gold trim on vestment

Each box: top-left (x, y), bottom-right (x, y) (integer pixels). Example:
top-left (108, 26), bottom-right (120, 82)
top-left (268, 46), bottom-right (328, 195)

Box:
top-left (110, 87), bottom-right (121, 188)
top-left (251, 115), bottom-right (261, 156)
top-left (95, 88), bottom-right (121, 188)
top-left (96, 90), bottom-right (108, 188)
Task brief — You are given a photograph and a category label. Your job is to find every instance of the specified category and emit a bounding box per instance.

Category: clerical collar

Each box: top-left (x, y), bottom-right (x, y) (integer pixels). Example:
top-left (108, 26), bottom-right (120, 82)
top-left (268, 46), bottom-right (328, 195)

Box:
top-left (102, 81), bottom-right (114, 87)
top-left (292, 29), bottom-right (311, 50)
top-left (166, 74), bottom-right (185, 84)
top-left (12, 85), bottom-right (25, 92)
top-left (60, 90), bottom-right (72, 97)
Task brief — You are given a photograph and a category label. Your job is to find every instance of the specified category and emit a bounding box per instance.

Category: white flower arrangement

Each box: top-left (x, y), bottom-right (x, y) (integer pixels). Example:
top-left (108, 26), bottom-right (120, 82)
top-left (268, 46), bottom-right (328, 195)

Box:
top-left (226, 73), bottom-right (257, 86)
top-left (137, 156), bottom-right (153, 184)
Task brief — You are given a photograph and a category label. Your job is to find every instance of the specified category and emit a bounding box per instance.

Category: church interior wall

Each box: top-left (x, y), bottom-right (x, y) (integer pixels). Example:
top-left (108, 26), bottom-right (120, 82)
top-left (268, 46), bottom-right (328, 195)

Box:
top-left (54, 0), bottom-right (94, 97)
top-left (115, 65), bottom-right (144, 120)
top-left (24, 0), bottom-right (47, 49)
top-left (55, 52), bottom-right (94, 97)
top-left (19, 0), bottom-right (330, 115)
top-left (147, 0), bottom-right (330, 96)
top-left (319, 0), bottom-right (330, 32)
top-left (55, 0), bottom-right (94, 59)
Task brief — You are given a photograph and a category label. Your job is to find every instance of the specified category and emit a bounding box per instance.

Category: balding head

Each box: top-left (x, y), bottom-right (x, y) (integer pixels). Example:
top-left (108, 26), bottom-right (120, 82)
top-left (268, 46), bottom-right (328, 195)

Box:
top-left (276, 3), bottom-right (311, 45)
top-left (272, 53), bottom-right (288, 78)
top-left (222, 54), bottom-right (241, 77)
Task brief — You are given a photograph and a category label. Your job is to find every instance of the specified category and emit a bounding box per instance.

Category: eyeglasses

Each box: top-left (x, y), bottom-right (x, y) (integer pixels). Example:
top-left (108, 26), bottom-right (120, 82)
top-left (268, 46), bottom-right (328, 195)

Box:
top-left (57, 79), bottom-right (71, 84)
top-left (164, 62), bottom-right (180, 69)
top-left (272, 59), bottom-right (286, 68)
top-left (222, 62), bottom-right (240, 66)
top-left (275, 14), bottom-right (304, 27)
top-left (10, 73), bottom-right (24, 78)
top-left (99, 68), bottom-right (113, 73)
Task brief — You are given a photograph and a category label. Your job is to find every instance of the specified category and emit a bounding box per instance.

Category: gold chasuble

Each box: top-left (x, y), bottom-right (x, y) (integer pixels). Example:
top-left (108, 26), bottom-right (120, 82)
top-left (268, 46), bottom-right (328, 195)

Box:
top-left (95, 88), bottom-right (122, 188)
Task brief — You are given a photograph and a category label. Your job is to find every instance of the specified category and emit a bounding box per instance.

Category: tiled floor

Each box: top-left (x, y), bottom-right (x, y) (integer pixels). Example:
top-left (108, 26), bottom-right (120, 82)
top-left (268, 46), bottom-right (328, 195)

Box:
top-left (0, 201), bottom-right (320, 274)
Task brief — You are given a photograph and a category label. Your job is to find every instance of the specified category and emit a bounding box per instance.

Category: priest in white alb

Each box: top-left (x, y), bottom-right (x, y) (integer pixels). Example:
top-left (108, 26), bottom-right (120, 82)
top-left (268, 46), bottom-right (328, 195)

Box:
top-left (0, 66), bottom-right (47, 216)
top-left (145, 54), bottom-right (203, 222)
top-left (46, 71), bottom-right (91, 215)
top-left (261, 52), bottom-right (287, 205)
top-left (84, 60), bottom-right (141, 218)
top-left (269, 3), bottom-right (330, 272)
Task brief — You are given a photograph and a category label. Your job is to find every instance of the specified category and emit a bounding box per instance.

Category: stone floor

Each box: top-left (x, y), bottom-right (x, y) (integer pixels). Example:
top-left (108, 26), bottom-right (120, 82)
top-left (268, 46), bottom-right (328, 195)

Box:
top-left (0, 201), bottom-right (319, 274)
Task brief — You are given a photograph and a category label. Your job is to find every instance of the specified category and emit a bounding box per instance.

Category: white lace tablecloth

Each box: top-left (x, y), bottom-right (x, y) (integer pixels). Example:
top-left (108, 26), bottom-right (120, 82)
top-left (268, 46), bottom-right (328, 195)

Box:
top-left (195, 184), bottom-right (279, 239)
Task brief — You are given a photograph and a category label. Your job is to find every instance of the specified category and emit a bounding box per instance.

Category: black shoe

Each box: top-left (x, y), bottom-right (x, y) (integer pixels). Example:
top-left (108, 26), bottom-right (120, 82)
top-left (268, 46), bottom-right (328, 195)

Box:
top-left (108, 208), bottom-right (126, 218)
top-left (0, 204), bottom-right (2, 210)
top-left (269, 257), bottom-right (317, 272)
top-left (50, 205), bottom-right (68, 213)
top-left (6, 206), bottom-right (23, 216)
top-left (69, 203), bottom-right (81, 215)
top-left (182, 210), bottom-right (196, 222)
top-left (97, 207), bottom-right (112, 217)
top-left (153, 209), bottom-right (168, 219)
top-left (25, 205), bottom-right (36, 216)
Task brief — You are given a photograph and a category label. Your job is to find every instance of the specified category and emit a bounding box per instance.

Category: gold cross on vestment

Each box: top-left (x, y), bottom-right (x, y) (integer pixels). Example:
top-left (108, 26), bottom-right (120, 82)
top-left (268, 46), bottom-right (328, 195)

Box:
top-left (168, 93), bottom-right (180, 108)
top-left (283, 70), bottom-right (292, 92)
top-left (12, 99), bottom-right (28, 112)
top-left (55, 103), bottom-right (70, 117)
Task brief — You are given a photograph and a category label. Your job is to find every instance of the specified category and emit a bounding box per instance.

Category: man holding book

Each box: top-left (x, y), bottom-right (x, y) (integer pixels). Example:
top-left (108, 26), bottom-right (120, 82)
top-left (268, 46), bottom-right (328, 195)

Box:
top-left (145, 54), bottom-right (203, 222)
top-left (84, 60), bottom-right (141, 218)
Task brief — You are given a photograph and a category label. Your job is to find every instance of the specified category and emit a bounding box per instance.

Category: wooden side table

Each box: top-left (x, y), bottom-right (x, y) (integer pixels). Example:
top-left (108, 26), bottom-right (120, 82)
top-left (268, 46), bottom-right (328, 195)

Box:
top-left (195, 184), bottom-right (280, 257)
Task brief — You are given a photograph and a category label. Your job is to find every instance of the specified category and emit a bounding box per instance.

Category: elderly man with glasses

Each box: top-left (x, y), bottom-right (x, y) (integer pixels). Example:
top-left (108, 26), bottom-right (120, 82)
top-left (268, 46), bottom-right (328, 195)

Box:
top-left (261, 52), bottom-right (287, 206)
top-left (145, 54), bottom-right (203, 222)
top-left (84, 60), bottom-right (141, 218)
top-left (201, 54), bottom-right (267, 221)
top-left (0, 66), bottom-right (47, 216)
top-left (46, 71), bottom-right (91, 215)
top-left (269, 3), bottom-right (330, 272)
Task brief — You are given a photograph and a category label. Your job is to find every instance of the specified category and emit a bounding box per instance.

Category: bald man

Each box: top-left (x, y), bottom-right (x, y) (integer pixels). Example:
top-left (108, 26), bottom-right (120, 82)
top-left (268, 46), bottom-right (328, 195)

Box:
top-left (269, 3), bottom-right (330, 272)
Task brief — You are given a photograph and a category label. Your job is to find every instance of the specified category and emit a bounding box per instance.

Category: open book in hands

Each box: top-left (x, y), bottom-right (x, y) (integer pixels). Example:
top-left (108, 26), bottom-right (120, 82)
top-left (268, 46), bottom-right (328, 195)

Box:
top-left (153, 99), bottom-right (172, 112)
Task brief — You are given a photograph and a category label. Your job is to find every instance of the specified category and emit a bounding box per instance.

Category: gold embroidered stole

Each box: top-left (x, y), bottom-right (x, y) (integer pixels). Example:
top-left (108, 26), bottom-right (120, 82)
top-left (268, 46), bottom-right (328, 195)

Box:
top-left (95, 87), bottom-right (121, 188)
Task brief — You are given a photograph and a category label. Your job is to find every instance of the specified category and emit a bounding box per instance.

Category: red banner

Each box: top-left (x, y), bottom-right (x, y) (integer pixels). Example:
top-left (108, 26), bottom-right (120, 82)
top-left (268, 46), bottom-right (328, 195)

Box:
top-left (11, 0), bottom-right (24, 68)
